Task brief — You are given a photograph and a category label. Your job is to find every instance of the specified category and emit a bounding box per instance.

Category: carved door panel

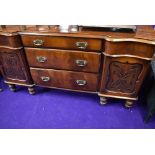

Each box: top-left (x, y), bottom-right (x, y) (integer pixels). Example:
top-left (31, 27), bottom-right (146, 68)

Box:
top-left (106, 61), bottom-right (142, 93)
top-left (99, 56), bottom-right (150, 98)
top-left (1, 52), bottom-right (26, 80)
top-left (0, 48), bottom-right (32, 84)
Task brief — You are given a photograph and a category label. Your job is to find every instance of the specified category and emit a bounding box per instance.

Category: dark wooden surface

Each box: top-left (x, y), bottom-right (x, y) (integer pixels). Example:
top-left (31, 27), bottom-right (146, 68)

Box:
top-left (98, 40), bottom-right (154, 100)
top-left (99, 55), bottom-right (150, 98)
top-left (25, 48), bottom-right (101, 73)
top-left (0, 34), bottom-right (22, 48)
top-left (1, 25), bottom-right (155, 41)
top-left (0, 47), bottom-right (33, 85)
top-left (105, 41), bottom-right (155, 59)
top-left (30, 68), bottom-right (98, 92)
top-left (21, 35), bottom-right (102, 51)
top-left (0, 25), bottom-right (155, 104)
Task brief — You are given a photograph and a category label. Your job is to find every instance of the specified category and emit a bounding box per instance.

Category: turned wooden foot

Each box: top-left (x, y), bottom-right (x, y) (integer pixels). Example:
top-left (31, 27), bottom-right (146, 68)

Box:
top-left (8, 84), bottom-right (16, 92)
top-left (100, 97), bottom-right (107, 105)
top-left (125, 100), bottom-right (134, 108)
top-left (28, 87), bottom-right (35, 95)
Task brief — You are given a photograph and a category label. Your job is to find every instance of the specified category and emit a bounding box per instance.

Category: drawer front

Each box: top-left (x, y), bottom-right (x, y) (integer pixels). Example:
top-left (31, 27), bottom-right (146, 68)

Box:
top-left (25, 48), bottom-right (101, 73)
top-left (0, 35), bottom-right (22, 48)
top-left (30, 68), bottom-right (98, 92)
top-left (21, 35), bottom-right (102, 51)
top-left (105, 41), bottom-right (155, 58)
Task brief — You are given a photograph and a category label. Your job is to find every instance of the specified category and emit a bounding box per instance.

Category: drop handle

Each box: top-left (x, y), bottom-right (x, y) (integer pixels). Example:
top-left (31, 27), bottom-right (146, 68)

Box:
top-left (41, 76), bottom-right (50, 82)
top-left (76, 80), bottom-right (87, 86)
top-left (33, 39), bottom-right (44, 46)
top-left (36, 56), bottom-right (47, 63)
top-left (76, 42), bottom-right (88, 49)
top-left (75, 60), bottom-right (87, 67)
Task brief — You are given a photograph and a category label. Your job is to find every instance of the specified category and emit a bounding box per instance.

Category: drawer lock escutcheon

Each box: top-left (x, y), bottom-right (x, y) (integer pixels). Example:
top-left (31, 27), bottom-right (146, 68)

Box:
top-left (76, 42), bottom-right (88, 49)
top-left (36, 56), bottom-right (47, 63)
top-left (33, 39), bottom-right (44, 46)
top-left (76, 80), bottom-right (87, 86)
top-left (41, 76), bottom-right (50, 82)
top-left (75, 60), bottom-right (87, 67)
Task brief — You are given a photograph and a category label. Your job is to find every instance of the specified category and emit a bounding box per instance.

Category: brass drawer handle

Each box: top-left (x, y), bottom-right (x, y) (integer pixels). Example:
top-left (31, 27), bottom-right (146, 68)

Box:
top-left (36, 56), bottom-right (47, 63)
top-left (33, 39), bottom-right (44, 46)
top-left (76, 42), bottom-right (88, 49)
top-left (76, 80), bottom-right (87, 86)
top-left (41, 76), bottom-right (50, 82)
top-left (75, 60), bottom-right (87, 67)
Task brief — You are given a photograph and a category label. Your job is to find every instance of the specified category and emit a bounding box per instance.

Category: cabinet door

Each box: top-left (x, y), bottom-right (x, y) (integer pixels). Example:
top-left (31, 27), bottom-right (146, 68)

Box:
top-left (0, 48), bottom-right (32, 85)
top-left (99, 56), bottom-right (150, 99)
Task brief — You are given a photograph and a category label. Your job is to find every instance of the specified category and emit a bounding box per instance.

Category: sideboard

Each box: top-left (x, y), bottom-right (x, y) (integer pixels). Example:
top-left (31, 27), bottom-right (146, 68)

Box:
top-left (0, 25), bottom-right (155, 108)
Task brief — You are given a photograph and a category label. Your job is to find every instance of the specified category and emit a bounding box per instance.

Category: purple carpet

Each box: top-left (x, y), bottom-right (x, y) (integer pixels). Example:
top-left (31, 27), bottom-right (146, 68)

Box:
top-left (0, 78), bottom-right (155, 129)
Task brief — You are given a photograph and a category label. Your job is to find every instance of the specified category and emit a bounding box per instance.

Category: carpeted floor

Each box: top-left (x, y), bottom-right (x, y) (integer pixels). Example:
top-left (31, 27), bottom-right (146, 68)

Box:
top-left (0, 79), bottom-right (155, 129)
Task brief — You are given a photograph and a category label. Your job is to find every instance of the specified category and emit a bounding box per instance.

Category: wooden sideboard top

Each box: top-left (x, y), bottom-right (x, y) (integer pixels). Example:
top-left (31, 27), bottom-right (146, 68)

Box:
top-left (0, 25), bottom-right (155, 44)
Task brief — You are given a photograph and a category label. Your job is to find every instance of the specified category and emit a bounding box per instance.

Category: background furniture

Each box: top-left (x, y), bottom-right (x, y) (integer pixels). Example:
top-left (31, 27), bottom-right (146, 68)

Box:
top-left (0, 25), bottom-right (155, 107)
top-left (144, 55), bottom-right (155, 122)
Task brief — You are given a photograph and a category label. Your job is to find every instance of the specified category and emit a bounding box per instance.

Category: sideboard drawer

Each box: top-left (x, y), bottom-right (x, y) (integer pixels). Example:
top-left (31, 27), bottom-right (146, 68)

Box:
top-left (25, 48), bottom-right (101, 73)
top-left (0, 35), bottom-right (22, 47)
top-left (30, 68), bottom-right (98, 92)
top-left (21, 35), bottom-right (102, 51)
top-left (105, 41), bottom-right (155, 58)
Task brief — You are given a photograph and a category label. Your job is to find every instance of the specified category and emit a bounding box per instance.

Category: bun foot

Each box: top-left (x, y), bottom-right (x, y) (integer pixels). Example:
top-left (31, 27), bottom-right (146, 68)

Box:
top-left (8, 84), bottom-right (16, 92)
top-left (28, 87), bottom-right (35, 95)
top-left (100, 97), bottom-right (107, 105)
top-left (125, 100), bottom-right (134, 108)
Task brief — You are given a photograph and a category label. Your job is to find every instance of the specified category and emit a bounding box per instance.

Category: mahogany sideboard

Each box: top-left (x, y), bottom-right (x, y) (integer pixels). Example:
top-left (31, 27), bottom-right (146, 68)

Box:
top-left (0, 25), bottom-right (155, 108)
